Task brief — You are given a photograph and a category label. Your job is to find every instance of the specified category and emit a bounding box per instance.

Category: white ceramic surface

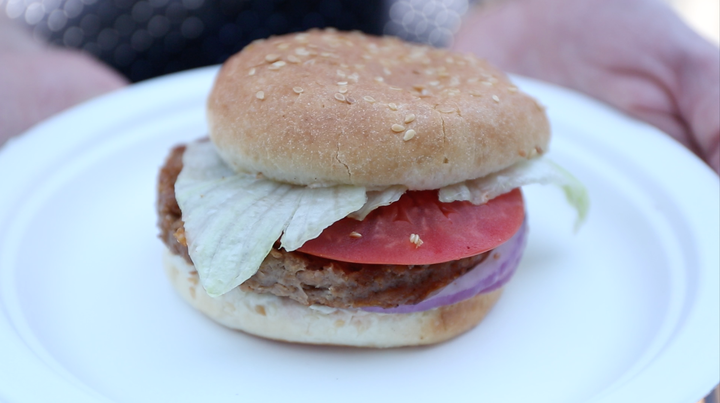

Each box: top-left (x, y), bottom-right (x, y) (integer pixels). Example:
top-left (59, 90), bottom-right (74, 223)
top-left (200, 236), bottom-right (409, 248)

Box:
top-left (0, 67), bottom-right (717, 403)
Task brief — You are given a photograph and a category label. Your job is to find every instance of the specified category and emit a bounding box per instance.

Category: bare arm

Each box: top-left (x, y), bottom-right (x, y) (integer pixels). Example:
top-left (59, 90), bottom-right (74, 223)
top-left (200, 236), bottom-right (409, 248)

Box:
top-left (0, 18), bottom-right (128, 144)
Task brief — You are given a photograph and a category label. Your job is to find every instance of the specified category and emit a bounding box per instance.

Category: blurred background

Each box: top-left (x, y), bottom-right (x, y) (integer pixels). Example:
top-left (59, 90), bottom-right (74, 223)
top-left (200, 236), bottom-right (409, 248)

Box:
top-left (1, 0), bottom-right (717, 82)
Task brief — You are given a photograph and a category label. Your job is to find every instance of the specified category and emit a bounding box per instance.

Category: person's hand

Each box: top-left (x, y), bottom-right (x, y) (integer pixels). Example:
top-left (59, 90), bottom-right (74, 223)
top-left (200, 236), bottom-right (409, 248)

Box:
top-left (0, 20), bottom-right (128, 145)
top-left (453, 0), bottom-right (720, 173)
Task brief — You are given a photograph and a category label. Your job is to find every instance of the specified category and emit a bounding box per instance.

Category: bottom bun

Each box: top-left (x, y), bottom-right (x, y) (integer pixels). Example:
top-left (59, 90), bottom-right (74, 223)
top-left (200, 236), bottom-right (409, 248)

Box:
top-left (163, 248), bottom-right (504, 348)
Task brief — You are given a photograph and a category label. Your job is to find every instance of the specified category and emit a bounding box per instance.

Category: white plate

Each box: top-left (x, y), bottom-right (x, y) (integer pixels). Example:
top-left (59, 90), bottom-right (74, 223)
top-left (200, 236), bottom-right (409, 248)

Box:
top-left (0, 67), bottom-right (717, 403)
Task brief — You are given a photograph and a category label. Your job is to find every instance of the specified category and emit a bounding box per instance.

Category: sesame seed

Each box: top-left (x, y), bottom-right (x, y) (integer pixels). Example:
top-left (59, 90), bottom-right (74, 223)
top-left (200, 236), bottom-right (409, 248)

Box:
top-left (388, 103), bottom-right (398, 110)
top-left (337, 70), bottom-right (346, 77)
top-left (287, 55), bottom-right (300, 64)
top-left (256, 91), bottom-right (264, 100)
top-left (248, 68), bottom-right (256, 76)
top-left (349, 231), bottom-right (362, 238)
top-left (320, 52), bottom-right (333, 57)
top-left (429, 81), bottom-right (439, 86)
top-left (303, 59), bottom-right (316, 66)
top-left (346, 96), bottom-right (356, 104)
top-left (409, 233), bottom-right (423, 247)
top-left (268, 60), bottom-right (286, 70)
top-left (337, 81), bottom-right (348, 85)
top-left (338, 86), bottom-right (348, 94)
top-left (508, 86), bottom-right (518, 92)
top-left (438, 71), bottom-right (449, 77)
top-left (383, 67), bottom-right (391, 75)
top-left (403, 129), bottom-right (416, 141)
top-left (488, 77), bottom-right (498, 83)
top-left (437, 106), bottom-right (455, 113)
top-left (276, 42), bottom-right (289, 50)
top-left (404, 114), bottom-right (416, 123)
top-left (492, 95), bottom-right (500, 103)
top-left (391, 124), bottom-right (405, 132)
top-left (482, 81), bottom-right (493, 86)
top-left (293, 87), bottom-right (304, 94)
top-left (265, 54), bottom-right (280, 63)
top-left (467, 77), bottom-right (479, 83)
top-left (334, 93), bottom-right (346, 102)
top-left (389, 86), bottom-right (402, 91)
top-left (348, 72), bottom-right (360, 82)
top-left (374, 76), bottom-right (384, 82)
top-left (362, 54), bottom-right (372, 60)
top-left (295, 47), bottom-right (310, 56)
top-left (363, 96), bottom-right (376, 103)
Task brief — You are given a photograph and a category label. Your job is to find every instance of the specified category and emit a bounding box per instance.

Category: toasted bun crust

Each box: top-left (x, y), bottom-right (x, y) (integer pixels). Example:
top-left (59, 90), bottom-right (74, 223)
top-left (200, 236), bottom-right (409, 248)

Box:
top-left (164, 248), bottom-right (503, 348)
top-left (208, 29), bottom-right (550, 190)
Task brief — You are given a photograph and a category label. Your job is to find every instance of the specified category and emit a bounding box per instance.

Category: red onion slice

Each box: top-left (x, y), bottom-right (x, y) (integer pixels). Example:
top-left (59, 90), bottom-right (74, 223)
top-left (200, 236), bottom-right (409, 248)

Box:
top-left (361, 219), bottom-right (528, 314)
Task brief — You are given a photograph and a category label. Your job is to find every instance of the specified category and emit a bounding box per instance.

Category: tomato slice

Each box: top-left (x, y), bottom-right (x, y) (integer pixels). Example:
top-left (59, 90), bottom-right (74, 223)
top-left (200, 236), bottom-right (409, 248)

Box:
top-left (297, 188), bottom-right (525, 265)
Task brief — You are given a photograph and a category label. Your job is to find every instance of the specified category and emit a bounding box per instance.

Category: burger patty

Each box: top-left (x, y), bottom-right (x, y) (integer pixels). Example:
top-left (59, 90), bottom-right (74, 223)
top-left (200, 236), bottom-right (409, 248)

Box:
top-left (158, 145), bottom-right (487, 309)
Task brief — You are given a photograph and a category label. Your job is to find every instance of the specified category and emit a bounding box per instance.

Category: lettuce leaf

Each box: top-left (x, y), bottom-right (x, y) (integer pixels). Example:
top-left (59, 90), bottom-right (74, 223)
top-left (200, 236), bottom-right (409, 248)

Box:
top-left (175, 142), bottom-right (366, 296)
top-left (347, 185), bottom-right (407, 220)
top-left (438, 158), bottom-right (589, 230)
top-left (281, 185), bottom-right (367, 251)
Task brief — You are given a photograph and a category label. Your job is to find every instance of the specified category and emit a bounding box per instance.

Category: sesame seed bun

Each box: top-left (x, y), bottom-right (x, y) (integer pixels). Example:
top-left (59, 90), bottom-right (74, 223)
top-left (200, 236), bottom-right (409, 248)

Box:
top-left (207, 29), bottom-right (550, 190)
top-left (163, 248), bottom-right (503, 348)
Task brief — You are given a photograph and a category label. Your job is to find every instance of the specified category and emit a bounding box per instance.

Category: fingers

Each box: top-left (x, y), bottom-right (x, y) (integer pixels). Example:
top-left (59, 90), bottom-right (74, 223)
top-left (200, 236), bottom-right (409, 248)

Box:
top-left (627, 107), bottom-right (694, 151)
top-left (577, 68), bottom-right (696, 147)
top-left (454, 0), bottom-right (720, 173)
top-left (708, 144), bottom-right (720, 173)
top-left (675, 43), bottom-right (720, 173)
top-left (452, 0), bottom-right (531, 71)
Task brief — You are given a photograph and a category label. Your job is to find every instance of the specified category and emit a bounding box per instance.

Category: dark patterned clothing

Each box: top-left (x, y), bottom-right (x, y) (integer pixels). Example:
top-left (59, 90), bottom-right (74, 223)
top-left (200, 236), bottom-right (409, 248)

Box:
top-left (5, 0), bottom-right (384, 82)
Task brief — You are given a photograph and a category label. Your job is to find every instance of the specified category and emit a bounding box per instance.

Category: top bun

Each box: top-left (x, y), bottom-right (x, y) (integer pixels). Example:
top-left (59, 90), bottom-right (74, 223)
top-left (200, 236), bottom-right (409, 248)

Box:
top-left (208, 29), bottom-right (550, 190)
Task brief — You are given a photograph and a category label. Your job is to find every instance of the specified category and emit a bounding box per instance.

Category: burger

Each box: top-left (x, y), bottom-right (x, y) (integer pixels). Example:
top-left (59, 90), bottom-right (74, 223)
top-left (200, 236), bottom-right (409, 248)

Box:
top-left (157, 29), bottom-right (587, 348)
